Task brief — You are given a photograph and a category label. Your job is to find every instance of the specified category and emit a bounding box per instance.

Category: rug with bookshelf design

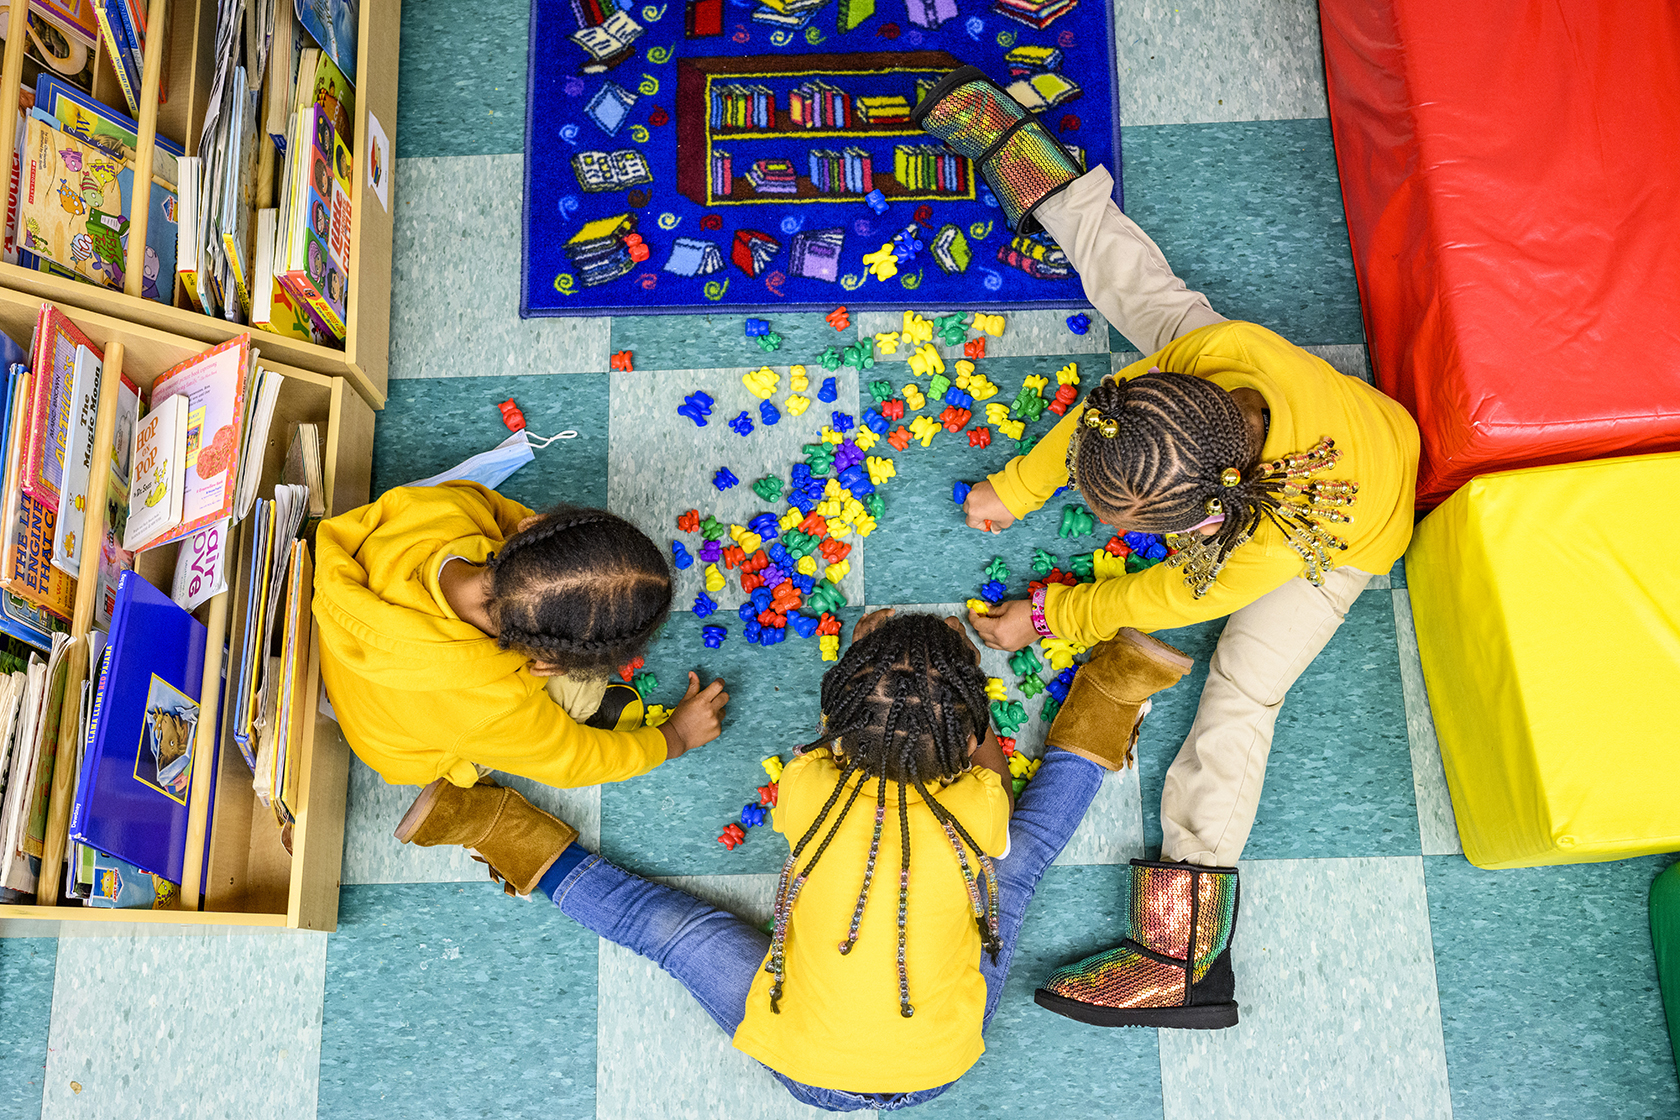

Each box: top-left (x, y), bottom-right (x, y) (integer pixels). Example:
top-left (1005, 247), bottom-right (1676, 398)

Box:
top-left (521, 0), bottom-right (1121, 315)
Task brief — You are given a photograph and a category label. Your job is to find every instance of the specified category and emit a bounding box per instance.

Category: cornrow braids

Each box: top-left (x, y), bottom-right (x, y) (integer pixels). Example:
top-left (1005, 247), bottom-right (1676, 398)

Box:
top-left (486, 505), bottom-right (673, 678)
top-left (1070, 372), bottom-right (1360, 593)
top-left (766, 613), bottom-right (1000, 1018)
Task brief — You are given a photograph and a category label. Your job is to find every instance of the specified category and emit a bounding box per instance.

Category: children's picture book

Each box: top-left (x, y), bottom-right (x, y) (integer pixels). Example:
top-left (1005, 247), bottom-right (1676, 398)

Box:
top-left (122, 391), bottom-right (188, 551)
top-left (48, 344), bottom-right (105, 575)
top-left (0, 6), bottom-right (98, 94)
top-left (278, 104), bottom-right (351, 338)
top-left (15, 114), bottom-right (178, 302)
top-left (22, 304), bottom-right (96, 508)
top-left (19, 634), bottom-right (73, 860)
top-left (35, 74), bottom-right (186, 173)
top-left (69, 571), bottom-right (210, 884)
top-left (3, 377), bottom-right (78, 625)
top-left (133, 335), bottom-right (251, 551)
top-left (85, 847), bottom-right (179, 907)
top-left (0, 366), bottom-right (60, 648)
top-left (32, 0), bottom-right (100, 48)
top-left (294, 0), bottom-right (358, 86)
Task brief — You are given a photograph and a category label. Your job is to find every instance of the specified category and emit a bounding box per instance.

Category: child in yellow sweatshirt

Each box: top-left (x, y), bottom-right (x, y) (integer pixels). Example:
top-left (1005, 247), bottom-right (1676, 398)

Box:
top-left (912, 64), bottom-right (1421, 1031)
top-left (313, 482), bottom-right (728, 800)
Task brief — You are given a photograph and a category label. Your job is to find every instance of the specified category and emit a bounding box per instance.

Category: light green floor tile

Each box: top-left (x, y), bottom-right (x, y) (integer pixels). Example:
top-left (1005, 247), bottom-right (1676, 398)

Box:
top-left (392, 154), bottom-right (610, 379)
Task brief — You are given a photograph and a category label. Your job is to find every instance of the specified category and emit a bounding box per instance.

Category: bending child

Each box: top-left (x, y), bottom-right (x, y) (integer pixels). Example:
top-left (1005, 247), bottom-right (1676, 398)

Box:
top-left (394, 610), bottom-right (1191, 1109)
top-left (910, 67), bottom-right (1421, 1029)
top-left (314, 482), bottom-right (729, 829)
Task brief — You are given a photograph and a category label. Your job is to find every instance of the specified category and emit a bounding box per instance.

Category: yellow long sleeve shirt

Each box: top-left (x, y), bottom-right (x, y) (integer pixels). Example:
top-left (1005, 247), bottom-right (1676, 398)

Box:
top-left (312, 482), bottom-right (667, 789)
top-left (988, 323), bottom-right (1420, 642)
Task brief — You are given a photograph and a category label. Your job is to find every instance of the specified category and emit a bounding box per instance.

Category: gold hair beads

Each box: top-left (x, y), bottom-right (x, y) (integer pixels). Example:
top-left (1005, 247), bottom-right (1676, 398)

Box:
top-left (1082, 410), bottom-right (1119, 439)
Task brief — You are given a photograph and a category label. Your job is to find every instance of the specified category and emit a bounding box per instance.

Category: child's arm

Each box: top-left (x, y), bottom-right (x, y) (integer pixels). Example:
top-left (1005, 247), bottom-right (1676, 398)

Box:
top-left (1042, 536), bottom-right (1301, 644)
top-left (460, 698), bottom-right (674, 788)
top-left (969, 726), bottom-right (1014, 816)
top-left (972, 400), bottom-right (1089, 528)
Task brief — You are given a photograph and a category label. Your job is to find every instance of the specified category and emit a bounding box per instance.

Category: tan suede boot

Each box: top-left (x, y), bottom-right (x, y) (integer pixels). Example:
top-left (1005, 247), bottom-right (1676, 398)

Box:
top-left (394, 779), bottom-right (579, 895)
top-left (1046, 628), bottom-right (1192, 770)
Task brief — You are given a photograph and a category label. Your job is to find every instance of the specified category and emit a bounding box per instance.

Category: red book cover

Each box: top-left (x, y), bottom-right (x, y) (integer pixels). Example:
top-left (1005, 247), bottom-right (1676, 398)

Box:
top-left (24, 305), bottom-right (103, 507)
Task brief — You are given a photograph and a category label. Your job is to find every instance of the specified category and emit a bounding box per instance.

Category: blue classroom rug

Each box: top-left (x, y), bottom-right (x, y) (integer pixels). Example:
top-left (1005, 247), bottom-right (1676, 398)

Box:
top-left (521, 0), bottom-right (1121, 316)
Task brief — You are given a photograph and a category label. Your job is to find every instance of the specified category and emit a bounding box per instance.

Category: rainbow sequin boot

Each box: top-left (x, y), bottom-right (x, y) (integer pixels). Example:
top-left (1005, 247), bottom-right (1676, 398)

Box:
top-left (910, 65), bottom-right (1083, 234)
top-left (1034, 860), bottom-right (1240, 1029)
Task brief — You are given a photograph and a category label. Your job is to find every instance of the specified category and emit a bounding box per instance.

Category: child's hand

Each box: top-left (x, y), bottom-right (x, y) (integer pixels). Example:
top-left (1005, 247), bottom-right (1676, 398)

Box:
top-left (963, 481), bottom-right (1014, 533)
top-left (661, 671), bottom-right (729, 760)
top-left (968, 599), bottom-right (1038, 652)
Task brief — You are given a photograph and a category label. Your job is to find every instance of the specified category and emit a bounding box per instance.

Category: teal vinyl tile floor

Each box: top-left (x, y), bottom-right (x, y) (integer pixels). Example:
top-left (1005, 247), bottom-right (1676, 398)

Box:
top-left (5, 1), bottom-right (1679, 1117)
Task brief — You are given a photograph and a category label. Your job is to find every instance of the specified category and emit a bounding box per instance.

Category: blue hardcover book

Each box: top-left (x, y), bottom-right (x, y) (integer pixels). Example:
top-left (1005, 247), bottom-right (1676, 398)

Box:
top-left (68, 571), bottom-right (212, 884)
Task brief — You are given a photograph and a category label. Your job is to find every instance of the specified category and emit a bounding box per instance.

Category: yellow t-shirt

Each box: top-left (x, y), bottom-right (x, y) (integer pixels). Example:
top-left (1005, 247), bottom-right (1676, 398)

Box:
top-left (312, 482), bottom-right (667, 789)
top-left (987, 322), bottom-right (1421, 642)
top-left (733, 749), bottom-right (1012, 1093)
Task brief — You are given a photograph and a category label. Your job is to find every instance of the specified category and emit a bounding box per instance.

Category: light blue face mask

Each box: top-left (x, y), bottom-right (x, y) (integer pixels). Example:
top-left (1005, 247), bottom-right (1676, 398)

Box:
top-left (405, 428), bottom-right (577, 491)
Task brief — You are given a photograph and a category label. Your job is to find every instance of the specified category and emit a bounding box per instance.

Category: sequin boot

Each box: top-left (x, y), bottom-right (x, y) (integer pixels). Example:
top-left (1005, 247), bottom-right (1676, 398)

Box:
top-left (1045, 628), bottom-right (1192, 771)
top-left (1034, 860), bottom-right (1240, 1029)
top-left (395, 779), bottom-right (578, 896)
top-left (910, 65), bottom-right (1084, 234)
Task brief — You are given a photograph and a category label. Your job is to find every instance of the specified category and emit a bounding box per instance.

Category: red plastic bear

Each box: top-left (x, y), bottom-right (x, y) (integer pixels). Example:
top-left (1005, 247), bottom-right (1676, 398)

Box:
top-left (718, 823), bottom-right (747, 849)
top-left (964, 337), bottom-right (986, 360)
top-left (968, 427), bottom-right (992, 448)
top-left (676, 509), bottom-right (700, 533)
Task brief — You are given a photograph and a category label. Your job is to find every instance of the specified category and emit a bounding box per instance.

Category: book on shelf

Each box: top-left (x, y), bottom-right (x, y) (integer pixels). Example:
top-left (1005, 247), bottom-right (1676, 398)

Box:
top-left (50, 341), bottom-right (138, 582)
top-left (231, 484), bottom-right (307, 772)
top-left (85, 847), bottom-right (178, 907)
top-left (709, 83), bottom-right (774, 130)
top-left (0, 650), bottom-right (47, 892)
top-left (122, 391), bottom-right (187, 549)
top-left (709, 149), bottom-right (732, 198)
top-left (68, 571), bottom-right (213, 886)
top-left (14, 114), bottom-right (178, 302)
top-left (93, 0), bottom-right (142, 115)
top-left (34, 74), bottom-right (184, 185)
top-left (276, 102), bottom-right (352, 339)
top-left (0, 5), bottom-right (97, 96)
top-left (294, 0), bottom-right (358, 86)
top-left (16, 634), bottom-right (72, 864)
top-left (789, 80), bottom-right (849, 129)
top-left (893, 144), bottom-right (968, 192)
top-left (807, 147), bottom-right (872, 195)
top-left (0, 364), bottom-right (65, 649)
top-left (23, 304), bottom-right (94, 509)
top-left (0, 666), bottom-right (33, 887)
top-left (266, 538), bottom-right (311, 821)
top-left (124, 335), bottom-right (254, 553)
top-left (282, 421), bottom-right (325, 520)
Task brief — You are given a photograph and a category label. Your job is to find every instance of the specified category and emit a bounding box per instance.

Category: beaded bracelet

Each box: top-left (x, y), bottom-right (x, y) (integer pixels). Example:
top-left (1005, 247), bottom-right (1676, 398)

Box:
top-left (1030, 585), bottom-right (1054, 638)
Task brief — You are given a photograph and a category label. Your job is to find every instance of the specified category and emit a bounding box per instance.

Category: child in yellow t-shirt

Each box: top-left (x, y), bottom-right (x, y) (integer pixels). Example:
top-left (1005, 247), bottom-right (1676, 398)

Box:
top-left (409, 610), bottom-right (1185, 1106)
top-left (913, 65), bottom-right (1421, 1032)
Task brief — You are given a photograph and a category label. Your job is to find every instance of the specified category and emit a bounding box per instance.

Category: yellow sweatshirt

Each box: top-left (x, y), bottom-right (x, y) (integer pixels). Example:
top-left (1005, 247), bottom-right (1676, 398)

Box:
top-left (988, 322), bottom-right (1420, 642)
top-left (312, 482), bottom-right (668, 789)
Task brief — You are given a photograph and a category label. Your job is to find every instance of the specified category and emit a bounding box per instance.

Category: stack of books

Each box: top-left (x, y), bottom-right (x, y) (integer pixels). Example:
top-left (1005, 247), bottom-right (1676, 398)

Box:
top-left (565, 213), bottom-right (642, 287)
top-left (807, 148), bottom-right (874, 195)
top-left (893, 145), bottom-right (969, 192)
top-left (746, 158), bottom-right (799, 195)
top-left (854, 95), bottom-right (912, 125)
top-left (998, 232), bottom-right (1073, 278)
top-left (789, 81), bottom-right (851, 128)
top-left (992, 0), bottom-right (1079, 30)
top-left (709, 83), bottom-right (775, 130)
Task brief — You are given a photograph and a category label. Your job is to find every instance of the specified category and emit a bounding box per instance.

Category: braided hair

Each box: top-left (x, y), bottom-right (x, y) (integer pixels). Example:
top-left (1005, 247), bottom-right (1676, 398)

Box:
top-left (485, 506), bottom-right (672, 679)
top-left (1068, 371), bottom-right (1264, 568)
top-left (766, 613), bottom-right (1002, 1020)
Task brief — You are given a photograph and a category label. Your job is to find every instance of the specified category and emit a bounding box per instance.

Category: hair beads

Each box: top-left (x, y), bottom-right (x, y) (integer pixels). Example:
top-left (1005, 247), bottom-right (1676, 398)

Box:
top-left (764, 614), bottom-right (1000, 1018)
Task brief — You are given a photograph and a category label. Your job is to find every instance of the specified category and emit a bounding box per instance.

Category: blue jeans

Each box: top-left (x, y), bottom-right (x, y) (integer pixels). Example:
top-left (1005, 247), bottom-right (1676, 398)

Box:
top-left (548, 749), bottom-right (1105, 1112)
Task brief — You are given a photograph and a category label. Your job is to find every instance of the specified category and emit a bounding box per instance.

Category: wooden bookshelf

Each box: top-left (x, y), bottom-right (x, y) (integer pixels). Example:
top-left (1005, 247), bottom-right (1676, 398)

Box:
top-left (675, 51), bottom-right (975, 207)
top-left (0, 0), bottom-right (400, 409)
top-left (0, 292), bottom-right (374, 936)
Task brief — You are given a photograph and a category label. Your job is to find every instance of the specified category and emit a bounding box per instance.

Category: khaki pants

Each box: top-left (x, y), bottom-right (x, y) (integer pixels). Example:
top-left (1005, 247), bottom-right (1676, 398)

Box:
top-left (1037, 168), bottom-right (1372, 867)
